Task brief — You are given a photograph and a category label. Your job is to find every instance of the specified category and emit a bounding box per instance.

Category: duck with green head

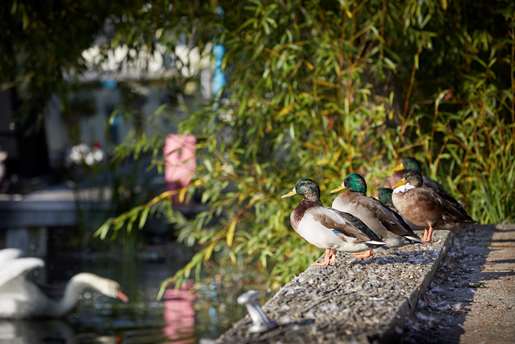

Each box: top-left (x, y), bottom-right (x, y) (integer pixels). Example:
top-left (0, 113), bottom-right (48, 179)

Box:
top-left (281, 178), bottom-right (386, 266)
top-left (377, 187), bottom-right (394, 209)
top-left (391, 157), bottom-right (444, 194)
top-left (391, 157), bottom-right (471, 220)
top-left (330, 173), bottom-right (421, 247)
top-left (377, 186), bottom-right (421, 233)
top-left (392, 170), bottom-right (474, 242)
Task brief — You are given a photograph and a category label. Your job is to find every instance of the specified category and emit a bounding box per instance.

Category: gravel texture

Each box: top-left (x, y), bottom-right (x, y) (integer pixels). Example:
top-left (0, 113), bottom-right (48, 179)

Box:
top-left (218, 231), bottom-right (451, 343)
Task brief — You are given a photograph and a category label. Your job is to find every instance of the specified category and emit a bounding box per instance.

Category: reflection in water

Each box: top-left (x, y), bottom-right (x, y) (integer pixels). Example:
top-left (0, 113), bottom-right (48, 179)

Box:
top-left (0, 320), bottom-right (76, 343)
top-left (163, 281), bottom-right (196, 344)
top-left (1, 245), bottom-right (253, 343)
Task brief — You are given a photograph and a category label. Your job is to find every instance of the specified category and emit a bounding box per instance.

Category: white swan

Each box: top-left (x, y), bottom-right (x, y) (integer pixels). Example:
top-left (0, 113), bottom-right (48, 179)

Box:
top-left (0, 249), bottom-right (128, 319)
top-left (0, 248), bottom-right (22, 266)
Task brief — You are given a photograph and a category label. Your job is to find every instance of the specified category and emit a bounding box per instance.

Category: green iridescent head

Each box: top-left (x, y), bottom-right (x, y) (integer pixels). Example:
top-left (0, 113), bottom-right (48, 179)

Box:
top-left (281, 178), bottom-right (320, 201)
top-left (377, 187), bottom-right (394, 207)
top-left (343, 173), bottom-right (367, 194)
top-left (401, 157), bottom-right (422, 173)
top-left (404, 170), bottom-right (423, 187)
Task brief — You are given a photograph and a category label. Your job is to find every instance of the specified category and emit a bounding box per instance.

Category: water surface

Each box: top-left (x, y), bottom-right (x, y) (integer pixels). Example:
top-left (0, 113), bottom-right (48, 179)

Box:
top-left (0, 242), bottom-right (261, 343)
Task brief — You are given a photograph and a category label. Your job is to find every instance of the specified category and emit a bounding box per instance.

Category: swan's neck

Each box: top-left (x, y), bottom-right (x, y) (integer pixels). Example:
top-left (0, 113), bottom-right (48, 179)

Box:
top-left (49, 277), bottom-right (89, 317)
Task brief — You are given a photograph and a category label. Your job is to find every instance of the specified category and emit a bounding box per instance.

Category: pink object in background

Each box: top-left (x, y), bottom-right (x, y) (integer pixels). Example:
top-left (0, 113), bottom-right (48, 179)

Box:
top-left (163, 280), bottom-right (196, 343)
top-left (164, 134), bottom-right (196, 198)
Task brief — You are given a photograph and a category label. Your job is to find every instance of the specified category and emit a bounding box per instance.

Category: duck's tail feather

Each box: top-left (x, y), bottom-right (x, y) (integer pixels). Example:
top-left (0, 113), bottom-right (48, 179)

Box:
top-left (365, 240), bottom-right (387, 248)
top-left (404, 235), bottom-right (422, 244)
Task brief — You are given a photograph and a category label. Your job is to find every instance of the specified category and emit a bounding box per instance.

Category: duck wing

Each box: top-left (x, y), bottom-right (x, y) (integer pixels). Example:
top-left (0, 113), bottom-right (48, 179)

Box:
top-left (423, 176), bottom-right (473, 222)
top-left (423, 176), bottom-right (447, 195)
top-left (311, 207), bottom-right (383, 243)
top-left (387, 207), bottom-right (421, 241)
top-left (423, 186), bottom-right (474, 224)
top-left (359, 196), bottom-right (421, 241)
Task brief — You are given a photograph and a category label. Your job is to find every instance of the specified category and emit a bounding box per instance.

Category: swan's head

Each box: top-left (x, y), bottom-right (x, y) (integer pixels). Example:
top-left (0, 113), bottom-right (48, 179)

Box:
top-left (72, 273), bottom-right (128, 303)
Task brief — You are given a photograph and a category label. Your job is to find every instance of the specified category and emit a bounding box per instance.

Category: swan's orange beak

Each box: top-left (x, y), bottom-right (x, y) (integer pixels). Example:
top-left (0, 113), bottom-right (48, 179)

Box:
top-left (116, 290), bottom-right (129, 303)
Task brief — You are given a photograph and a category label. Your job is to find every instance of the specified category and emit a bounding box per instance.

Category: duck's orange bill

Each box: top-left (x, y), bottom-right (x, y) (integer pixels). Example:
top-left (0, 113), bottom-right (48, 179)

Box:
top-left (393, 178), bottom-right (407, 189)
top-left (329, 185), bottom-right (345, 194)
top-left (281, 188), bottom-right (297, 198)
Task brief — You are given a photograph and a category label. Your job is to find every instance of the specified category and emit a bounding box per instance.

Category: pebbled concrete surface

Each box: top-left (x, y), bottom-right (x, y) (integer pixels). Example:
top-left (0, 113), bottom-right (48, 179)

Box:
top-left (218, 231), bottom-right (451, 343)
top-left (400, 224), bottom-right (515, 344)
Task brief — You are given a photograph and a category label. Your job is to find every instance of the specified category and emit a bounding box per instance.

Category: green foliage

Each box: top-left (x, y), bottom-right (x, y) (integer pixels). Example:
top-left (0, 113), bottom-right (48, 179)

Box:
top-left (5, 1), bottom-right (512, 293)
top-left (101, 0), bottom-right (515, 293)
top-left (172, 0), bottom-right (513, 291)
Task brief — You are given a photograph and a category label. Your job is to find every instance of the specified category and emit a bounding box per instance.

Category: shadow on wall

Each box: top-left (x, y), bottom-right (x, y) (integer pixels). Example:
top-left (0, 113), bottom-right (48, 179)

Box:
top-left (398, 224), bottom-right (514, 344)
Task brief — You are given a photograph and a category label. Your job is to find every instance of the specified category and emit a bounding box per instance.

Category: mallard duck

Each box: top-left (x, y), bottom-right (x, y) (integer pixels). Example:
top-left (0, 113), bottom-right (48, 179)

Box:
top-left (330, 173), bottom-right (421, 247)
top-left (391, 157), bottom-right (471, 219)
top-left (377, 186), bottom-right (421, 232)
top-left (392, 171), bottom-right (475, 242)
top-left (281, 178), bottom-right (386, 266)
top-left (377, 187), bottom-right (394, 209)
top-left (390, 157), bottom-right (444, 192)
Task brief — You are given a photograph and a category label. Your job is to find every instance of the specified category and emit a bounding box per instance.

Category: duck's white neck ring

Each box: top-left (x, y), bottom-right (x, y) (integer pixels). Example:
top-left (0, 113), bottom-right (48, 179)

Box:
top-left (393, 183), bottom-right (415, 194)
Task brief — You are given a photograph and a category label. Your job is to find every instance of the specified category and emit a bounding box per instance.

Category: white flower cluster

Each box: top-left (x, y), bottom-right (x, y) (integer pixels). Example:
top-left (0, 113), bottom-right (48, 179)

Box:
top-left (67, 144), bottom-right (104, 166)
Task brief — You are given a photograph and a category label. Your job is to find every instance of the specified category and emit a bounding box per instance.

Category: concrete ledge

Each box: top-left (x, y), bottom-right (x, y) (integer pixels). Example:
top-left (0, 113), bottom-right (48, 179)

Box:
top-left (218, 231), bottom-right (452, 343)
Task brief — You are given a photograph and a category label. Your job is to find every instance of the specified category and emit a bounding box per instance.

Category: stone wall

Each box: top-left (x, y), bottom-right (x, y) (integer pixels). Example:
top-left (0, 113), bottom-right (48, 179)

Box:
top-left (218, 231), bottom-right (452, 344)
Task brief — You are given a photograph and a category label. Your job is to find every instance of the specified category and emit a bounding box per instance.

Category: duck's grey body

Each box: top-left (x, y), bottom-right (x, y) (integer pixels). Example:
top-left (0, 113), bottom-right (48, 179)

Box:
top-left (289, 199), bottom-right (384, 253)
top-left (332, 191), bottom-right (419, 247)
top-left (291, 208), bottom-right (374, 252)
top-left (283, 178), bottom-right (386, 266)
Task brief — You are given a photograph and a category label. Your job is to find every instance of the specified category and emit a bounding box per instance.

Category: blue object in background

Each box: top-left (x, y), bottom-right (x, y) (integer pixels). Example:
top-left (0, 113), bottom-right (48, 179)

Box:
top-left (212, 44), bottom-right (226, 97)
top-left (108, 112), bottom-right (122, 145)
top-left (101, 79), bottom-right (118, 90)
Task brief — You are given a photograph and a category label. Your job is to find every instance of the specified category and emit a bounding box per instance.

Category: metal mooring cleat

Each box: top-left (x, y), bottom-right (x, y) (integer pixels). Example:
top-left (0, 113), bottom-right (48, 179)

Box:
top-left (237, 290), bottom-right (277, 333)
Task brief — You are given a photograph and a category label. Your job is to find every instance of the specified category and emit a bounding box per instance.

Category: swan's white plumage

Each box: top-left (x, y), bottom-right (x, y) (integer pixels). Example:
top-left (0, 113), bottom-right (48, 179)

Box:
top-left (0, 258), bottom-right (44, 288)
top-left (0, 249), bottom-right (125, 319)
top-left (0, 249), bottom-right (22, 266)
top-left (0, 257), bottom-right (50, 318)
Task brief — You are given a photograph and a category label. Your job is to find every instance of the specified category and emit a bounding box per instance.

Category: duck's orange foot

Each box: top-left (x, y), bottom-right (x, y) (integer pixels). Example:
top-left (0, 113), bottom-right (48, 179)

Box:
top-left (313, 260), bottom-right (330, 267)
top-left (422, 229), bottom-right (429, 242)
top-left (352, 249), bottom-right (374, 260)
top-left (314, 249), bottom-right (336, 267)
top-left (329, 251), bottom-right (337, 265)
top-left (422, 224), bottom-right (434, 244)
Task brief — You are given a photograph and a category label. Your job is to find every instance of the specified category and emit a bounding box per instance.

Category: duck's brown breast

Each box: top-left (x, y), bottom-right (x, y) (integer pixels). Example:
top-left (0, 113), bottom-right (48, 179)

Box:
top-left (393, 189), bottom-right (441, 227)
top-left (291, 200), bottom-right (321, 230)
